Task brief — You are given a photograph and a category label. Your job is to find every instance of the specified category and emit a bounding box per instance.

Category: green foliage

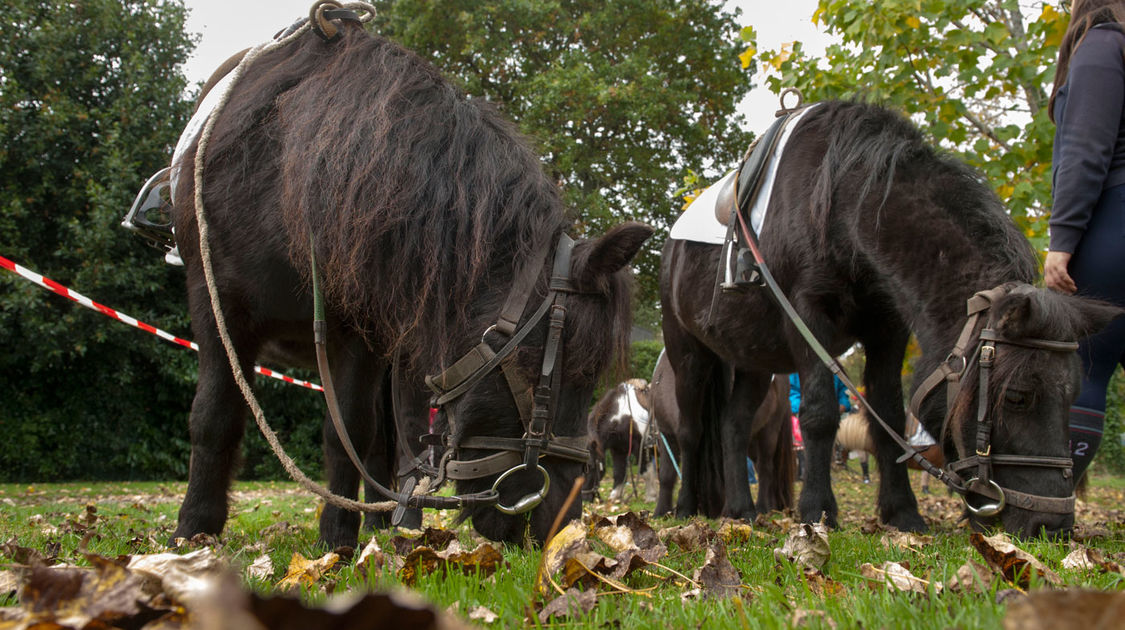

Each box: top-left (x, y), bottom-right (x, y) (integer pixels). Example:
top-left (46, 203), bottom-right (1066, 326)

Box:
top-left (629, 339), bottom-right (664, 382)
top-left (1095, 368), bottom-right (1125, 475)
top-left (0, 0), bottom-right (198, 481)
top-left (372, 0), bottom-right (754, 329)
top-left (740, 0), bottom-right (1068, 249)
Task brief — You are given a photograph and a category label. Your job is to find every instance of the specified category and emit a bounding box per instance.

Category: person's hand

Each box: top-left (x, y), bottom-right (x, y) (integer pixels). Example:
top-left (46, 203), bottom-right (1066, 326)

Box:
top-left (1044, 250), bottom-right (1076, 294)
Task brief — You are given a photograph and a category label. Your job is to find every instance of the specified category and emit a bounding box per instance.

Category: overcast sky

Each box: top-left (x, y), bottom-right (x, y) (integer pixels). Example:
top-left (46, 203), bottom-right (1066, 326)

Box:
top-left (180, 0), bottom-right (836, 132)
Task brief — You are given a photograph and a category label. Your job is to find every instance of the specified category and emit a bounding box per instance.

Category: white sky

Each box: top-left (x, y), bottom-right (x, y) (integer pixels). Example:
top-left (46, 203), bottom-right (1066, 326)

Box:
top-left (181, 0), bottom-right (836, 133)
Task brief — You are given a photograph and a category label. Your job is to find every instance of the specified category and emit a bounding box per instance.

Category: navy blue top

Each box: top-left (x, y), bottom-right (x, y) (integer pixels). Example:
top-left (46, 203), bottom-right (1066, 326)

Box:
top-left (1050, 24), bottom-right (1125, 254)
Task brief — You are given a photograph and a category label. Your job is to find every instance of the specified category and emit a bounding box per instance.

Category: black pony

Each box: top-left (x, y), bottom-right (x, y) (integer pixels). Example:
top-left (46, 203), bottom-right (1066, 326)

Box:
top-left (650, 353), bottom-right (794, 517)
top-left (169, 20), bottom-right (650, 548)
top-left (661, 101), bottom-right (1120, 537)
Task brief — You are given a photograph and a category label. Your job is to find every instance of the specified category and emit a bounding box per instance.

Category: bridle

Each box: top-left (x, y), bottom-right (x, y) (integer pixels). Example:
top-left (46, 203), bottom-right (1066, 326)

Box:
top-left (316, 231), bottom-right (590, 520)
top-left (907, 286), bottom-right (1079, 518)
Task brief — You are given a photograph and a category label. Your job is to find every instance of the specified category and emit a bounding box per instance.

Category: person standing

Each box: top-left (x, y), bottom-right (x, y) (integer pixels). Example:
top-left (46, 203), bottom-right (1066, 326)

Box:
top-left (1044, 0), bottom-right (1125, 481)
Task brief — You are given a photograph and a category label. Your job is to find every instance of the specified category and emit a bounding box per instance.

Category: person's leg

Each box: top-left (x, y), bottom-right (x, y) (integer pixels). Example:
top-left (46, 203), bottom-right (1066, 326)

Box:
top-left (1065, 185), bottom-right (1125, 481)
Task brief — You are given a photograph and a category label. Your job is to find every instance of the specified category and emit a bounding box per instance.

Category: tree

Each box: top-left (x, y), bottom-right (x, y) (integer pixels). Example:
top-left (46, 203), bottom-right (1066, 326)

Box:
top-left (740, 0), bottom-right (1069, 251)
top-left (373, 0), bottom-right (754, 328)
top-left (0, 0), bottom-right (199, 480)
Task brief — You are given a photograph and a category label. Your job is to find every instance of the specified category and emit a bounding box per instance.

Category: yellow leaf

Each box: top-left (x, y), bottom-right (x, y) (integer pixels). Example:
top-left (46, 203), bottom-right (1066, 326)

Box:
top-left (812, 6), bottom-right (825, 25)
top-left (276, 551), bottom-right (339, 590)
top-left (739, 46), bottom-right (756, 69)
top-left (906, 16), bottom-right (921, 29)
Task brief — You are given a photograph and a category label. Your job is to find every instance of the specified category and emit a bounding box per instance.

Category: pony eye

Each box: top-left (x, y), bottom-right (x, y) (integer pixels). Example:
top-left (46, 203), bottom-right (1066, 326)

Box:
top-left (1003, 390), bottom-right (1031, 409)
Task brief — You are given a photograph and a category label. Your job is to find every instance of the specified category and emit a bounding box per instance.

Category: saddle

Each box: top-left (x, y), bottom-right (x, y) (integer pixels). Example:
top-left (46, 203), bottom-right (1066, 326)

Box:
top-left (714, 112), bottom-right (792, 227)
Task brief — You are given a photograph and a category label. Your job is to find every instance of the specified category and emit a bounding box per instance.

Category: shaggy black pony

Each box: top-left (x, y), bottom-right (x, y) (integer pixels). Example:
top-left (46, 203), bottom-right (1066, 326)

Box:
top-left (170, 20), bottom-right (650, 548)
top-left (661, 101), bottom-right (1120, 537)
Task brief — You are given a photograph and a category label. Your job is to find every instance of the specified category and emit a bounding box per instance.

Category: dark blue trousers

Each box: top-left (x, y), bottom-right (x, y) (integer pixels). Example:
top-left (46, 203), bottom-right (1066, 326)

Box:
top-left (1067, 183), bottom-right (1125, 479)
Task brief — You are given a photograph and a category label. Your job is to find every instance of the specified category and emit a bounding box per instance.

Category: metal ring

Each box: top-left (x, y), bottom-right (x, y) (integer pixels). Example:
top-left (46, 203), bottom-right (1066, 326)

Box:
top-left (963, 477), bottom-right (1006, 517)
top-left (492, 464), bottom-right (550, 515)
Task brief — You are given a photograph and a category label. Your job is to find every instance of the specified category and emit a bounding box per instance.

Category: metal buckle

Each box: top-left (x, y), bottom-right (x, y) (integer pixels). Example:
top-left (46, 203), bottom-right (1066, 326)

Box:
top-left (980, 343), bottom-right (996, 366)
top-left (492, 464), bottom-right (550, 515)
top-left (963, 477), bottom-right (1005, 517)
top-left (976, 445), bottom-right (991, 457)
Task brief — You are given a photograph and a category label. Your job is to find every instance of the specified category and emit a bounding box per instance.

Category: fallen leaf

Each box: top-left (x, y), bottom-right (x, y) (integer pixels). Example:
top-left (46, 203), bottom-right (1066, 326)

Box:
top-left (970, 533), bottom-right (1062, 589)
top-left (468, 604), bottom-right (499, 624)
top-left (276, 551), bottom-right (340, 591)
top-left (773, 522), bottom-right (831, 571)
top-left (880, 531), bottom-right (933, 553)
top-left (127, 547), bottom-right (228, 606)
top-left (1061, 543), bottom-right (1124, 574)
top-left (390, 527), bottom-right (457, 555)
top-left (803, 568), bottom-right (846, 597)
top-left (398, 543), bottom-right (503, 586)
top-left (791, 608), bottom-right (838, 628)
top-left (860, 561), bottom-right (935, 594)
top-left (1, 537), bottom-right (55, 566)
top-left (718, 519), bottom-right (764, 545)
top-left (947, 560), bottom-right (995, 594)
top-left (0, 570), bottom-right (19, 596)
top-left (592, 512), bottom-right (667, 564)
top-left (248, 589), bottom-right (473, 630)
top-left (246, 554), bottom-right (274, 581)
top-left (357, 536), bottom-right (392, 578)
top-left (657, 520), bottom-right (717, 552)
top-left (692, 542), bottom-right (742, 600)
top-left (754, 512), bottom-right (796, 533)
top-left (539, 520), bottom-right (595, 595)
top-left (1003, 589), bottom-right (1125, 629)
top-left (538, 587), bottom-right (596, 623)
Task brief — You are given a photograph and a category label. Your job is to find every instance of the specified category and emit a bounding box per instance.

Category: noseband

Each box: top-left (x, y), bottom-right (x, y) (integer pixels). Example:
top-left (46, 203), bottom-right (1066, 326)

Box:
top-left (908, 286), bottom-right (1079, 518)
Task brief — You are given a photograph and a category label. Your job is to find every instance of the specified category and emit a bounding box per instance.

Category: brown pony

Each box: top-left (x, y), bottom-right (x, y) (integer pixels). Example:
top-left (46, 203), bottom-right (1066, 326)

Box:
top-left (169, 19), bottom-right (650, 548)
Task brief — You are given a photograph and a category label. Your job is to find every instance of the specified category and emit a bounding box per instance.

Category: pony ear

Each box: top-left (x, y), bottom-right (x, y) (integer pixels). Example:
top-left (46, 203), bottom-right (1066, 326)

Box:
top-left (1065, 295), bottom-right (1125, 340)
top-left (575, 222), bottom-right (654, 286)
top-left (991, 291), bottom-right (1035, 340)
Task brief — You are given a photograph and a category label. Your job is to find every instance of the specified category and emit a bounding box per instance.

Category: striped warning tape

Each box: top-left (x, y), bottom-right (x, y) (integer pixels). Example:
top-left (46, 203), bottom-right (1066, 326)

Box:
top-left (0, 253), bottom-right (323, 392)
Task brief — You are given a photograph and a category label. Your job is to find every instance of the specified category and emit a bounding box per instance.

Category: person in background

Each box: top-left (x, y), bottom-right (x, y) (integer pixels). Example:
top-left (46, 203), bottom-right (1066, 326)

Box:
top-left (789, 373), bottom-right (854, 482)
top-left (1044, 0), bottom-right (1125, 482)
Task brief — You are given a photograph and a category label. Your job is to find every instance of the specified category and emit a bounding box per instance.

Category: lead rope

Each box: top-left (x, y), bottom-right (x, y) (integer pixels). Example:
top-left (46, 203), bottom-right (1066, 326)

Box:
top-left (192, 2), bottom-right (415, 513)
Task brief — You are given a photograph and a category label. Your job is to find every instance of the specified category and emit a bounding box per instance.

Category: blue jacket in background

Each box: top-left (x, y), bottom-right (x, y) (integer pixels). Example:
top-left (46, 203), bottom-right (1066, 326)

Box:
top-left (789, 373), bottom-right (853, 416)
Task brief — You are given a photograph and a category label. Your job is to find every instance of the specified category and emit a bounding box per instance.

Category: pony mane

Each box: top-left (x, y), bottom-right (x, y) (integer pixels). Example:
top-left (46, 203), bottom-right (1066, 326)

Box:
top-left (204, 25), bottom-right (570, 367)
top-left (804, 101), bottom-right (1036, 284)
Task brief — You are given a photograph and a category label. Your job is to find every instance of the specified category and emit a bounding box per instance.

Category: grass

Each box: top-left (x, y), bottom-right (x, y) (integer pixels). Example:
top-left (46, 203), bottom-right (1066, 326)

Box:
top-left (2, 470), bottom-right (1124, 628)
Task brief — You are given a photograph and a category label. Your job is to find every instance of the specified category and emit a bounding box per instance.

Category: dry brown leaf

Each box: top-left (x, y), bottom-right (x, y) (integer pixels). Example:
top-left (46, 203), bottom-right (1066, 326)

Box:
top-left (803, 568), bottom-right (847, 597)
top-left (468, 604), bottom-right (499, 624)
top-left (947, 560), bottom-right (995, 594)
top-left (276, 551), bottom-right (340, 591)
top-left (657, 520), bottom-right (717, 552)
top-left (880, 531), bottom-right (934, 553)
top-left (356, 536), bottom-right (393, 579)
top-left (1, 537), bottom-right (55, 566)
top-left (970, 533), bottom-right (1061, 589)
top-left (592, 512), bottom-right (667, 564)
top-left (791, 608), bottom-right (838, 628)
top-left (859, 561), bottom-right (935, 594)
top-left (691, 542), bottom-right (742, 600)
top-left (754, 512), bottom-right (796, 533)
top-left (1003, 589), bottom-right (1125, 630)
top-left (539, 520), bottom-right (594, 595)
top-left (397, 543), bottom-right (503, 586)
top-left (538, 587), bottom-right (596, 623)
top-left (390, 527), bottom-right (457, 555)
top-left (246, 554), bottom-right (274, 581)
top-left (127, 548), bottom-right (228, 606)
top-left (773, 522), bottom-right (831, 571)
top-left (1061, 543), bottom-right (1124, 574)
top-left (248, 589), bottom-right (473, 630)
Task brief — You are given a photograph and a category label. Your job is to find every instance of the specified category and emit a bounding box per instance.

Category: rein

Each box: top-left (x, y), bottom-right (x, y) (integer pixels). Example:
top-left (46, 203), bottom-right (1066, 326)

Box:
top-left (726, 103), bottom-right (1080, 518)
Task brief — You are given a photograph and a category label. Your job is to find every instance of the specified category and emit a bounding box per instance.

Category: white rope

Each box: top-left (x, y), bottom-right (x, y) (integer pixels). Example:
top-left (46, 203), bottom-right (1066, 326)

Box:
top-left (191, 3), bottom-right (418, 513)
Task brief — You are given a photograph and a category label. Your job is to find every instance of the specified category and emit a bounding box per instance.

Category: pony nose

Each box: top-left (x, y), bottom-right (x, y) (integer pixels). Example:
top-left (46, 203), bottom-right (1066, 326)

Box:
top-left (1010, 511), bottom-right (1073, 541)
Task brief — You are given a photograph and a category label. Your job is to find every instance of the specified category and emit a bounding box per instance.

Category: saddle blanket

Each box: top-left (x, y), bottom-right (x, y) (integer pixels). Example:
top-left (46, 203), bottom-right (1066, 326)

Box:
top-left (669, 104), bottom-right (818, 245)
top-left (169, 71), bottom-right (236, 201)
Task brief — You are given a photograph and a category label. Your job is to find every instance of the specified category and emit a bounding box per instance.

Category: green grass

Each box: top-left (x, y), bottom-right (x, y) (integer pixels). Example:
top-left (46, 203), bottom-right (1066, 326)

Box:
top-left (2, 471), bottom-right (1124, 628)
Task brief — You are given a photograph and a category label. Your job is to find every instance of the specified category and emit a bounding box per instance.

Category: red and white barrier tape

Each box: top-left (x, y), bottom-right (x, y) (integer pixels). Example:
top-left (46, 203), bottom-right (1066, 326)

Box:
top-left (0, 254), bottom-right (323, 392)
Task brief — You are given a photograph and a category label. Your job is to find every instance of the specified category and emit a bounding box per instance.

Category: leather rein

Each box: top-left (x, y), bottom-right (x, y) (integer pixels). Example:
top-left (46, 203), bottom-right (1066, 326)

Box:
top-left (313, 232), bottom-right (590, 519)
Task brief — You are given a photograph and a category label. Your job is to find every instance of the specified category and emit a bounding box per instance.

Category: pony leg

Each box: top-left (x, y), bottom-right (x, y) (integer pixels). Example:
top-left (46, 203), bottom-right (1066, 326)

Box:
top-left (608, 447), bottom-right (628, 502)
top-left (795, 364), bottom-right (841, 527)
top-left (863, 328), bottom-right (926, 532)
top-left (720, 370), bottom-right (769, 520)
top-left (654, 433), bottom-right (678, 516)
top-left (172, 307), bottom-right (258, 542)
top-left (318, 338), bottom-right (383, 550)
